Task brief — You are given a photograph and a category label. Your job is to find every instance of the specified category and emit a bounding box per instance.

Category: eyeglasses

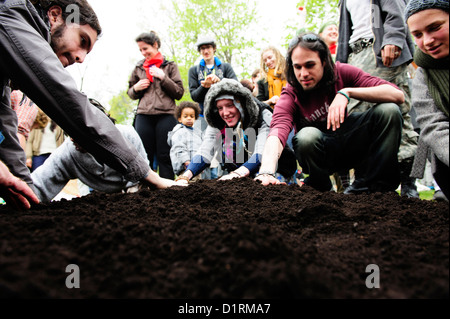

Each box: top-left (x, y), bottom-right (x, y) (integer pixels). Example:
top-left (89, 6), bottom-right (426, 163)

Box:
top-left (288, 33), bottom-right (321, 50)
top-left (302, 34), bottom-right (320, 42)
top-left (199, 45), bottom-right (214, 51)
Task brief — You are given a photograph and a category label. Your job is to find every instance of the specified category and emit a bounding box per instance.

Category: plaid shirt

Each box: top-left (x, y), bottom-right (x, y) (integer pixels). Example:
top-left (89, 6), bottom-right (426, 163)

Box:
top-left (11, 90), bottom-right (38, 139)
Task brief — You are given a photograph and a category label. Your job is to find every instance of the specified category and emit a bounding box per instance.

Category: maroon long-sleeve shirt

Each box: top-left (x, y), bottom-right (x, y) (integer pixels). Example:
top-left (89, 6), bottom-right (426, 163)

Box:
top-left (269, 62), bottom-right (397, 146)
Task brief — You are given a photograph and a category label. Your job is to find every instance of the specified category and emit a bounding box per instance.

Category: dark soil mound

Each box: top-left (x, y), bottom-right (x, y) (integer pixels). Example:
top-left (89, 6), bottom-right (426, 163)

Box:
top-left (0, 178), bottom-right (448, 299)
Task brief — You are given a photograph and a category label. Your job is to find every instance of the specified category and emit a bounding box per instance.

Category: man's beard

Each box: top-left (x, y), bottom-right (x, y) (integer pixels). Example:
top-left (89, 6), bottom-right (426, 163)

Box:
top-left (300, 82), bottom-right (318, 92)
top-left (50, 24), bottom-right (66, 57)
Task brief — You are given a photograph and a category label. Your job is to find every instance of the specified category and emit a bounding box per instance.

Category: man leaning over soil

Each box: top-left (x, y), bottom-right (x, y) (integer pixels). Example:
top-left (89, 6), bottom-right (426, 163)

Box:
top-left (0, 0), bottom-right (184, 209)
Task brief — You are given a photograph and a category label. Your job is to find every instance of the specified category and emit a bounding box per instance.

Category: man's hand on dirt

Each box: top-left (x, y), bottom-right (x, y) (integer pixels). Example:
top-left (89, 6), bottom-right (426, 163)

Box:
top-left (0, 161), bottom-right (39, 210)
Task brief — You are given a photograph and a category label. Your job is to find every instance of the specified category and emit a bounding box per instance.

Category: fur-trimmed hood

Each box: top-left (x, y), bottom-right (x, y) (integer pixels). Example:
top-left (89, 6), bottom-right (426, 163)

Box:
top-left (204, 79), bottom-right (260, 130)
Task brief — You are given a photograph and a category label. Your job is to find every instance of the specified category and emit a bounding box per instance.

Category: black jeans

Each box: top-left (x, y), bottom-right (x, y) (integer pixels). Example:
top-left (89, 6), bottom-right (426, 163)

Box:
top-left (292, 103), bottom-right (403, 192)
top-left (134, 114), bottom-right (177, 180)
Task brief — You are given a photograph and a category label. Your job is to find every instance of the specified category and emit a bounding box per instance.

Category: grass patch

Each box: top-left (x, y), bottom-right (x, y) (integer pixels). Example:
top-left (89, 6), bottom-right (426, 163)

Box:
top-left (397, 190), bottom-right (435, 200)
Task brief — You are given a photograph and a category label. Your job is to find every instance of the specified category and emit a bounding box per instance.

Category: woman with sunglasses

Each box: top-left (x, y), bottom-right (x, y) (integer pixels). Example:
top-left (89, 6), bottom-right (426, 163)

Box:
top-left (406, 0), bottom-right (449, 200)
top-left (255, 33), bottom-right (405, 195)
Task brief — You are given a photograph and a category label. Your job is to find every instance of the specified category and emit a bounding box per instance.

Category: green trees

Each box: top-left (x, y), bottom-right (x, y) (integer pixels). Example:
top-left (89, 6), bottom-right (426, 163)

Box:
top-left (163, 0), bottom-right (259, 98)
top-left (161, 0), bottom-right (339, 96)
top-left (108, 90), bottom-right (137, 126)
top-left (298, 0), bottom-right (339, 33)
top-left (283, 0), bottom-right (339, 44)
top-left (108, 0), bottom-right (340, 124)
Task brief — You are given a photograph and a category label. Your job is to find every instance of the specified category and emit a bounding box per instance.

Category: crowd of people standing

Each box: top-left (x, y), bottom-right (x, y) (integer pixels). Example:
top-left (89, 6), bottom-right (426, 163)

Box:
top-left (0, 0), bottom-right (448, 209)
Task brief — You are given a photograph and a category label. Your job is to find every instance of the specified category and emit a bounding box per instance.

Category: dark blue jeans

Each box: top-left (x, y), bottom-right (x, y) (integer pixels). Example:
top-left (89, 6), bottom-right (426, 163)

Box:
top-left (31, 153), bottom-right (50, 172)
top-left (292, 103), bottom-right (403, 192)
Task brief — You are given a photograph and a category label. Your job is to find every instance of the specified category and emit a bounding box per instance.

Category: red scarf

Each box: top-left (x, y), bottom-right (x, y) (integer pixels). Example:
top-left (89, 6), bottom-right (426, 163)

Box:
top-left (329, 43), bottom-right (337, 55)
top-left (143, 52), bottom-right (164, 82)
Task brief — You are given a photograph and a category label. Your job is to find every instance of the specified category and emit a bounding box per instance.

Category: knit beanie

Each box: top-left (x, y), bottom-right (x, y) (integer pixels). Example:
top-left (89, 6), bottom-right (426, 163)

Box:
top-left (405, 0), bottom-right (449, 22)
top-left (319, 21), bottom-right (337, 34)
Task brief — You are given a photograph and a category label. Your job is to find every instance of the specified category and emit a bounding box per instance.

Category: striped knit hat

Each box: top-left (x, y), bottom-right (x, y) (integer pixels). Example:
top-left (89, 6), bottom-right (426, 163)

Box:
top-left (405, 0), bottom-right (449, 21)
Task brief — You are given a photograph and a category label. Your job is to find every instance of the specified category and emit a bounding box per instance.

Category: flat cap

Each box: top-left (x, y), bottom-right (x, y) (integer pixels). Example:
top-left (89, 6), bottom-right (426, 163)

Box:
top-left (196, 35), bottom-right (216, 48)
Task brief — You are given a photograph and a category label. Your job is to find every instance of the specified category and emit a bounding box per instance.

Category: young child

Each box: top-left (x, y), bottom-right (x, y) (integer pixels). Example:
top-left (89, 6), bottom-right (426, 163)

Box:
top-left (167, 102), bottom-right (203, 178)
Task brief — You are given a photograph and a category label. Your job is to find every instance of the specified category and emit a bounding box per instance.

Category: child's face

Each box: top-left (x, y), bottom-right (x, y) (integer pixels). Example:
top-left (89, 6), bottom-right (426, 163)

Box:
top-left (179, 107), bottom-right (196, 127)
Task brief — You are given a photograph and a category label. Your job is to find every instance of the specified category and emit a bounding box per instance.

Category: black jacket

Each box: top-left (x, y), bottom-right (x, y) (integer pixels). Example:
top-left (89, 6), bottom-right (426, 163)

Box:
top-left (0, 0), bottom-right (150, 185)
top-left (188, 60), bottom-right (238, 113)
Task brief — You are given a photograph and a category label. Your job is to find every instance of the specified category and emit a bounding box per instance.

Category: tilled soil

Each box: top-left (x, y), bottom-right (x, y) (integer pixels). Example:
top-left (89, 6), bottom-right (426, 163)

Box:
top-left (0, 178), bottom-right (448, 299)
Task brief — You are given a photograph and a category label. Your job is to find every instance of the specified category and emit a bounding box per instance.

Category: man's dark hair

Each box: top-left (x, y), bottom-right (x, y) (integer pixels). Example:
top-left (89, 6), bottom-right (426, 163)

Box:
top-left (240, 79), bottom-right (254, 93)
top-left (37, 0), bottom-right (102, 36)
top-left (135, 31), bottom-right (161, 50)
top-left (174, 102), bottom-right (201, 121)
top-left (89, 98), bottom-right (116, 124)
top-left (286, 33), bottom-right (336, 95)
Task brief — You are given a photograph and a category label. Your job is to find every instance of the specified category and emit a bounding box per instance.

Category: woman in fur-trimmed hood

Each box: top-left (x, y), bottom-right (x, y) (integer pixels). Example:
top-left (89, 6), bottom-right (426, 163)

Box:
top-left (176, 79), bottom-right (297, 183)
top-left (204, 78), bottom-right (261, 130)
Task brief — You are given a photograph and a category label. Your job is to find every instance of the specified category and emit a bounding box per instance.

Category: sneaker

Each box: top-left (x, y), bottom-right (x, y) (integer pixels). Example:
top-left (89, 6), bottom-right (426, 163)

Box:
top-left (401, 180), bottom-right (420, 198)
top-left (275, 173), bottom-right (296, 185)
top-left (296, 169), bottom-right (305, 180)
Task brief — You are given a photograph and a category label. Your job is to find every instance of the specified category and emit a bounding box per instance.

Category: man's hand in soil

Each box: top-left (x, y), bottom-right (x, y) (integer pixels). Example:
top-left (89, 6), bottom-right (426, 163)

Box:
top-left (0, 160), bottom-right (39, 209)
top-left (219, 173), bottom-right (240, 181)
top-left (143, 169), bottom-right (188, 189)
top-left (219, 167), bottom-right (250, 181)
top-left (254, 173), bottom-right (286, 186)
